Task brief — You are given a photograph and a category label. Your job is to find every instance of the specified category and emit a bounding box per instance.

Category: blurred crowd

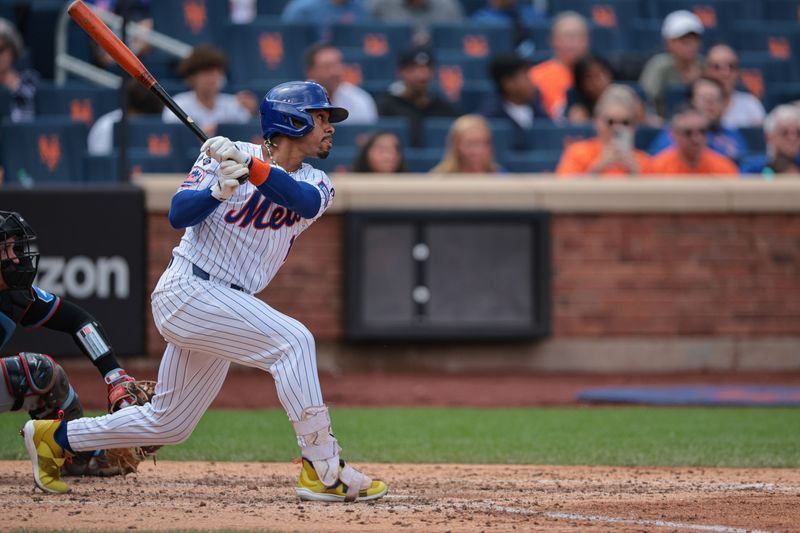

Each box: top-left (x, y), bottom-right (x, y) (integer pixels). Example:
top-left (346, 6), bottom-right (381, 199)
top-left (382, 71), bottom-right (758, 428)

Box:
top-left (2, 0), bottom-right (800, 183)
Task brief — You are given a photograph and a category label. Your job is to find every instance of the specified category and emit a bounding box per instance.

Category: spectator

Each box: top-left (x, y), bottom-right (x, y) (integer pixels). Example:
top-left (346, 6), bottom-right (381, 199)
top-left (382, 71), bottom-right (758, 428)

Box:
top-left (351, 131), bottom-right (407, 172)
top-left (87, 79), bottom-right (164, 156)
top-left (85, 0), bottom-right (153, 69)
top-left (564, 55), bottom-right (613, 124)
top-left (368, 0), bottom-right (463, 43)
top-left (377, 45), bottom-right (459, 147)
top-left (703, 44), bottom-right (766, 129)
top-left (649, 104), bottom-right (738, 175)
top-left (283, 0), bottom-right (370, 40)
top-left (649, 77), bottom-right (747, 163)
top-left (431, 115), bottom-right (502, 174)
top-left (305, 43), bottom-right (377, 125)
top-left (741, 104), bottom-right (800, 176)
top-left (163, 46), bottom-right (256, 135)
top-left (471, 0), bottom-right (547, 27)
top-left (528, 11), bottom-right (589, 119)
top-left (556, 85), bottom-right (652, 177)
top-left (0, 17), bottom-right (37, 122)
top-left (640, 10), bottom-right (704, 118)
top-left (480, 53), bottom-right (548, 148)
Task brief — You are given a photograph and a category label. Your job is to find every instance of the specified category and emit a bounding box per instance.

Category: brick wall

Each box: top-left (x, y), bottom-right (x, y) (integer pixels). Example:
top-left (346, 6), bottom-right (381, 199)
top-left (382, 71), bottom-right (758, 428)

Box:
top-left (144, 212), bottom-right (800, 357)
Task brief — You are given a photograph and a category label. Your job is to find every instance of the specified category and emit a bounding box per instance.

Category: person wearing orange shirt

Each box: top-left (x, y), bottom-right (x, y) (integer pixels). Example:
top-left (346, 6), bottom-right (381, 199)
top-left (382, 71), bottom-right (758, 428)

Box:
top-left (528, 11), bottom-right (589, 119)
top-left (650, 104), bottom-right (738, 175)
top-left (556, 85), bottom-right (652, 177)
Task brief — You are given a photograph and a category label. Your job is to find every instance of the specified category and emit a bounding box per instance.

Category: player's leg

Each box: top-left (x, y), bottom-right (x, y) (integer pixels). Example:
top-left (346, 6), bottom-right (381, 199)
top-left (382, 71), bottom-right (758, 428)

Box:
top-left (153, 283), bottom-right (386, 501)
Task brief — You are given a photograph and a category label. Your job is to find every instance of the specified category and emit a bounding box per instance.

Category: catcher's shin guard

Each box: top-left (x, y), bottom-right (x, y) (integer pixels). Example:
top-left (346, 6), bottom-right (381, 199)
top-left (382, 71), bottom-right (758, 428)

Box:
top-left (0, 352), bottom-right (83, 420)
top-left (21, 418), bottom-right (73, 494)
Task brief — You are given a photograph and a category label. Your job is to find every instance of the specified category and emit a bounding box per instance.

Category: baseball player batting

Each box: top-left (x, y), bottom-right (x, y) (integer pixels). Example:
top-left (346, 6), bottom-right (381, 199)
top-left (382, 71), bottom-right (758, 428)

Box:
top-left (0, 211), bottom-right (145, 482)
top-left (22, 81), bottom-right (388, 502)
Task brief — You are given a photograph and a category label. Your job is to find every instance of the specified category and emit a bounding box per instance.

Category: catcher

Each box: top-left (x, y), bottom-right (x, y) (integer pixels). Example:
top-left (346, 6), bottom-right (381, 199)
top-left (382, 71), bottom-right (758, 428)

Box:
top-left (0, 210), bottom-right (154, 487)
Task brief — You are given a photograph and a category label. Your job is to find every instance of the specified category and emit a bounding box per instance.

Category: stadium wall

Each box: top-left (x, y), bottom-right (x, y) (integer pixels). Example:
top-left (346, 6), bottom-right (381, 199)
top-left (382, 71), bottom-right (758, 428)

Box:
top-left (139, 175), bottom-right (800, 373)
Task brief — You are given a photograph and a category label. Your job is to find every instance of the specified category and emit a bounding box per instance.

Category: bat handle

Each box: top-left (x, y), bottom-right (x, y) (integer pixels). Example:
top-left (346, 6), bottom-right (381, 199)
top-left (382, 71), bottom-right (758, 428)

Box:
top-left (150, 83), bottom-right (207, 142)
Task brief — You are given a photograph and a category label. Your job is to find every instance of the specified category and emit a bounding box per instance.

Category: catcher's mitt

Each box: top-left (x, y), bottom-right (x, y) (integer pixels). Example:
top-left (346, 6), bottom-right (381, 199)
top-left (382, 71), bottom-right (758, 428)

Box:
top-left (105, 379), bottom-right (160, 473)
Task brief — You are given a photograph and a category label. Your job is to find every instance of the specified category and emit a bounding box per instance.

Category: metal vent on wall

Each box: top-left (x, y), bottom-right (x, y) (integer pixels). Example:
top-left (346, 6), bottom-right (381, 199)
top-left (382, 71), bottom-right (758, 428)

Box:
top-left (345, 211), bottom-right (551, 341)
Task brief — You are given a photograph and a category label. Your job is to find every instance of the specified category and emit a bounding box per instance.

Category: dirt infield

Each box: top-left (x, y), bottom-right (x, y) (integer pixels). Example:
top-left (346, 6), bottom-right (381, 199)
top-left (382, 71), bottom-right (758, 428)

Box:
top-left (1, 461), bottom-right (798, 532)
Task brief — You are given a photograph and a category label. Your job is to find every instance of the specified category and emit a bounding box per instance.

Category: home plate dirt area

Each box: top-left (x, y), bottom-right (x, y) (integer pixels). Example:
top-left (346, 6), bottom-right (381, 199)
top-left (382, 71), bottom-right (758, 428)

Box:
top-left (1, 461), bottom-right (798, 532)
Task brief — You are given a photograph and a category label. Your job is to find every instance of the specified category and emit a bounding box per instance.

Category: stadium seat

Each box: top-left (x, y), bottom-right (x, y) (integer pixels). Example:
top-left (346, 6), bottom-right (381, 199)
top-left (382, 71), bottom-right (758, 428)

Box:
top-left (404, 147), bottom-right (442, 173)
top-left (455, 80), bottom-right (496, 113)
top-left (733, 27), bottom-right (800, 72)
top-left (664, 84), bottom-right (690, 117)
top-left (332, 118), bottom-right (410, 151)
top-left (635, 126), bottom-right (663, 151)
top-left (257, 0), bottom-right (292, 16)
top-left (526, 123), bottom-right (595, 151)
top-left (310, 147), bottom-right (356, 174)
top-left (430, 22), bottom-right (515, 59)
top-left (0, 118), bottom-right (87, 183)
top-left (549, 0), bottom-right (644, 31)
top-left (500, 151), bottom-right (562, 173)
top-left (216, 121), bottom-right (266, 147)
top-left (330, 23), bottom-right (412, 60)
top-left (340, 50), bottom-right (397, 85)
top-left (227, 20), bottom-right (315, 83)
top-left (755, 0), bottom-right (800, 22)
top-left (421, 117), bottom-right (515, 157)
top-left (151, 0), bottom-right (230, 46)
top-left (738, 127), bottom-right (767, 153)
top-left (528, 21), bottom-right (624, 52)
top-left (0, 88), bottom-right (10, 121)
top-left (35, 83), bottom-right (120, 126)
top-left (763, 82), bottom-right (800, 111)
top-left (738, 53), bottom-right (799, 94)
top-left (85, 149), bottom-right (188, 182)
top-left (114, 118), bottom-right (200, 164)
top-left (627, 20), bottom-right (664, 56)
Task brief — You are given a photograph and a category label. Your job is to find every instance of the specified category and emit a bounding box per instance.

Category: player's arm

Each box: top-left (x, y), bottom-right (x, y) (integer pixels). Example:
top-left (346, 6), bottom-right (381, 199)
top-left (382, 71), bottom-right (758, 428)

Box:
top-left (202, 136), bottom-right (322, 219)
top-left (168, 156), bottom-right (230, 229)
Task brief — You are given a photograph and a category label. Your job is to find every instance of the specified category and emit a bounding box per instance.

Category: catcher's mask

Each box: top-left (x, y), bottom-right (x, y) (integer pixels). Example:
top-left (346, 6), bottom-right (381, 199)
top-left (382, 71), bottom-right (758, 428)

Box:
top-left (0, 211), bottom-right (40, 291)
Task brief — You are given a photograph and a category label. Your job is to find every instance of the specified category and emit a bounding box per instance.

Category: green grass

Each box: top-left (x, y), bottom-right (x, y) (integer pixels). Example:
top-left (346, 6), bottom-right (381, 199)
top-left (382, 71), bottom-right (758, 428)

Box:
top-left (2, 407), bottom-right (798, 468)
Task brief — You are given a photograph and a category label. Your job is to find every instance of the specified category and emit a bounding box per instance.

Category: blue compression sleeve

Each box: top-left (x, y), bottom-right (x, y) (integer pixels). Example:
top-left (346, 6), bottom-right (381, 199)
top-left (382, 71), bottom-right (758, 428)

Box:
top-left (169, 188), bottom-right (221, 229)
top-left (254, 166), bottom-right (321, 219)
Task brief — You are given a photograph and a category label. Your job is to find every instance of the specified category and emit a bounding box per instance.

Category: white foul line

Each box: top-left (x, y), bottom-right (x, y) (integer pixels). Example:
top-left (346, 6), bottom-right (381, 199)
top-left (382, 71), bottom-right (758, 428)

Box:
top-left (487, 504), bottom-right (779, 533)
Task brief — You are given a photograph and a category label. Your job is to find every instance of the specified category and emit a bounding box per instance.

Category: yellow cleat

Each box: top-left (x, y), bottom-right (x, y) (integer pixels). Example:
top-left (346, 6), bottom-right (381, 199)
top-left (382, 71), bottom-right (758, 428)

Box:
top-left (296, 457), bottom-right (388, 502)
top-left (21, 419), bottom-right (72, 494)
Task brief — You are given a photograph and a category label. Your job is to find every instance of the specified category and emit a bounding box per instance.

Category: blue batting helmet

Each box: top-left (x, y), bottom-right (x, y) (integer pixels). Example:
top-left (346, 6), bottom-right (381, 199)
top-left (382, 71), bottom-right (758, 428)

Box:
top-left (259, 81), bottom-right (348, 140)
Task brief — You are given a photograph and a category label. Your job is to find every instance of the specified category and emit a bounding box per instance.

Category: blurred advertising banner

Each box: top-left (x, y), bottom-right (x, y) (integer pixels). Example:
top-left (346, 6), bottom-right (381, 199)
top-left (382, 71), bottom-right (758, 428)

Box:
top-left (0, 185), bottom-right (146, 356)
top-left (345, 211), bottom-right (551, 341)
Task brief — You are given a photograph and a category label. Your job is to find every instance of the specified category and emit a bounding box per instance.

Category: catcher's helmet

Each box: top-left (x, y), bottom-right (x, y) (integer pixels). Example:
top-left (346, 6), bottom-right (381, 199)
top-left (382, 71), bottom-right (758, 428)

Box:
top-left (0, 211), bottom-right (39, 291)
top-left (260, 81), bottom-right (348, 140)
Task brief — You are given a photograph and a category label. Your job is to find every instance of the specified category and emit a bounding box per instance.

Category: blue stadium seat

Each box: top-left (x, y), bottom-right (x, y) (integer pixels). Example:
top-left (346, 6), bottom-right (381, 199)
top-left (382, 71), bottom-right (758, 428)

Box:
top-left (420, 117), bottom-right (515, 156)
top-left (763, 82), bottom-right (800, 111)
top-left (114, 118), bottom-right (200, 164)
top-left (456, 80), bottom-right (496, 113)
top-left (403, 148), bottom-right (441, 172)
top-left (733, 27), bottom-right (800, 73)
top-left (430, 22), bottom-right (515, 59)
top-left (257, 0), bottom-right (292, 16)
top-left (330, 23), bottom-right (412, 60)
top-left (151, 0), bottom-right (230, 45)
top-left (635, 126), bottom-right (663, 151)
top-left (0, 118), bottom-right (87, 183)
top-left (310, 147), bottom-right (356, 174)
top-left (527, 123), bottom-right (594, 151)
top-left (340, 50), bottom-right (397, 85)
top-left (745, 0), bottom-right (800, 21)
top-left (85, 150), bottom-right (187, 182)
top-left (738, 52), bottom-right (799, 87)
top-left (0, 87), bottom-right (10, 121)
top-left (36, 83), bottom-right (120, 125)
top-left (738, 127), bottom-right (767, 153)
top-left (227, 20), bottom-right (315, 83)
top-left (549, 0), bottom-right (644, 31)
top-left (500, 151), bottom-right (562, 173)
top-left (627, 20), bottom-right (663, 56)
top-left (217, 121), bottom-right (266, 146)
top-left (332, 118), bottom-right (410, 150)
top-left (664, 84), bottom-right (690, 118)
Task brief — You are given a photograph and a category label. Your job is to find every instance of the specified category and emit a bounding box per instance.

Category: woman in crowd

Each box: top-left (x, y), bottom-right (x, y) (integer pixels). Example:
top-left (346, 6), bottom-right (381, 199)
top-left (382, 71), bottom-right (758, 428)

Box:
top-left (351, 131), bottom-right (407, 173)
top-left (430, 114), bottom-right (503, 174)
top-left (556, 84), bottom-right (652, 176)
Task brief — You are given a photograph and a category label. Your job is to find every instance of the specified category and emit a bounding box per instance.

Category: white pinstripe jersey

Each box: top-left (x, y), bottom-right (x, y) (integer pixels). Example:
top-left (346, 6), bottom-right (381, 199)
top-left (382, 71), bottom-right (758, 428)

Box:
top-left (172, 142), bottom-right (334, 294)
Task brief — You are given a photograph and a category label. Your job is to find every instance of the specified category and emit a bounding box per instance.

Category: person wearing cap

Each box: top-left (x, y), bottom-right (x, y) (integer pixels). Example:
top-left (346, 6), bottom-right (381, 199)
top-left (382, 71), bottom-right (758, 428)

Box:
top-left (376, 46), bottom-right (459, 147)
top-left (304, 42), bottom-right (378, 125)
top-left (163, 45), bottom-right (257, 135)
top-left (479, 53), bottom-right (548, 149)
top-left (0, 17), bottom-right (38, 123)
top-left (639, 10), bottom-right (705, 118)
top-left (528, 11), bottom-right (590, 120)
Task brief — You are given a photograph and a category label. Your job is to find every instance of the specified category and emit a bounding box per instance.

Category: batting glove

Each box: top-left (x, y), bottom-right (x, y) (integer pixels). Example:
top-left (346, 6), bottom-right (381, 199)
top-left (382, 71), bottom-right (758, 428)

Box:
top-left (211, 160), bottom-right (246, 201)
top-left (201, 136), bottom-right (251, 165)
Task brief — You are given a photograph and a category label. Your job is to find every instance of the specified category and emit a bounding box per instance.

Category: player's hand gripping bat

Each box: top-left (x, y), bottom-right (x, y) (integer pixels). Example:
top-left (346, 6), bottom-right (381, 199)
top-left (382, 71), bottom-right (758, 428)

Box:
top-left (67, 0), bottom-right (249, 183)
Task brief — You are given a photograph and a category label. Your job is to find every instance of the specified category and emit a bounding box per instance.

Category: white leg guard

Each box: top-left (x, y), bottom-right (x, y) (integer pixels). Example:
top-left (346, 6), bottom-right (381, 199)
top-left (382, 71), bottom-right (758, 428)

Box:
top-left (339, 463), bottom-right (372, 502)
top-left (293, 405), bottom-right (341, 487)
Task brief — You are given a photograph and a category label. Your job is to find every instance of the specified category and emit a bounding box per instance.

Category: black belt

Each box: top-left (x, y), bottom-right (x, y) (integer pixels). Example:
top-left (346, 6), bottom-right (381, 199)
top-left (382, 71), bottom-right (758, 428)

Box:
top-left (191, 264), bottom-right (246, 293)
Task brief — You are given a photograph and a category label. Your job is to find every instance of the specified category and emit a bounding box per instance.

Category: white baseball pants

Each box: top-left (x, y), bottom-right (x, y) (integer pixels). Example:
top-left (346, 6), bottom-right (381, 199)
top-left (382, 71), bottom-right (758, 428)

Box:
top-left (66, 256), bottom-right (324, 451)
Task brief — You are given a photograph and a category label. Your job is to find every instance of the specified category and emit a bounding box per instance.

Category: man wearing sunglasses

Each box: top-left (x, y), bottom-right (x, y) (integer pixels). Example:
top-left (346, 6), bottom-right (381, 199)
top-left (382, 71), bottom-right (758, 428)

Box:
top-left (703, 44), bottom-right (765, 129)
top-left (650, 104), bottom-right (738, 175)
top-left (556, 85), bottom-right (652, 176)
